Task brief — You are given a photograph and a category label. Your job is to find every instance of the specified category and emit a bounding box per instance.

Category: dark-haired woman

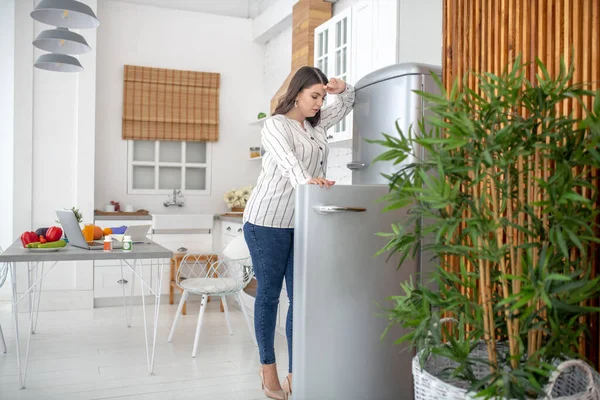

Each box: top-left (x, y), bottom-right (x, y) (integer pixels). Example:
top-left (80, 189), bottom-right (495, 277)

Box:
top-left (243, 66), bottom-right (354, 399)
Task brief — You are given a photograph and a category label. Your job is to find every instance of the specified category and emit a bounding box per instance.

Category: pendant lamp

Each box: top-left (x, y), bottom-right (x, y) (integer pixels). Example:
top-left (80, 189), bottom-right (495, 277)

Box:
top-left (30, 0), bottom-right (100, 30)
top-left (33, 27), bottom-right (91, 54)
top-left (34, 53), bottom-right (84, 73)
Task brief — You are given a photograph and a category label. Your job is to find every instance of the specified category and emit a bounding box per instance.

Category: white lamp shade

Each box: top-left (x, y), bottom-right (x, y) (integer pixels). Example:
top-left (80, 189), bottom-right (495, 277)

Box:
top-left (30, 0), bottom-right (100, 29)
top-left (33, 28), bottom-right (91, 54)
top-left (34, 53), bottom-right (84, 72)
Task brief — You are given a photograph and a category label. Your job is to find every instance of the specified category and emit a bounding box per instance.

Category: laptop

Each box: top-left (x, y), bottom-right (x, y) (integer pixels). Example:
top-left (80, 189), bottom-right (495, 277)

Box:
top-left (112, 224), bottom-right (152, 244)
top-left (56, 209), bottom-right (123, 250)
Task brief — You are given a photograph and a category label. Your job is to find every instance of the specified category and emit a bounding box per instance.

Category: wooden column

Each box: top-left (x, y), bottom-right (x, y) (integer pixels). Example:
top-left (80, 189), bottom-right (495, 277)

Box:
top-left (443, 0), bottom-right (600, 368)
top-left (270, 0), bottom-right (332, 113)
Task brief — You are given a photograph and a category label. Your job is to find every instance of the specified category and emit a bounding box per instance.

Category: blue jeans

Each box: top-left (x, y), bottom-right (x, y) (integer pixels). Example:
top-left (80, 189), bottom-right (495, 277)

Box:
top-left (243, 221), bottom-right (294, 373)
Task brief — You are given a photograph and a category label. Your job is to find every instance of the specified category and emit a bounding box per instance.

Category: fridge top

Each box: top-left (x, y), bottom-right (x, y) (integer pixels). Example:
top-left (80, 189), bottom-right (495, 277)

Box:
top-left (354, 62), bottom-right (442, 91)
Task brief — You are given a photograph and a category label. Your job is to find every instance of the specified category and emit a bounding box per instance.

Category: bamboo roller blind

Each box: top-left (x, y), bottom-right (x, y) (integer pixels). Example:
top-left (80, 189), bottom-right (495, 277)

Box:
top-left (443, 0), bottom-right (600, 368)
top-left (122, 65), bottom-right (220, 142)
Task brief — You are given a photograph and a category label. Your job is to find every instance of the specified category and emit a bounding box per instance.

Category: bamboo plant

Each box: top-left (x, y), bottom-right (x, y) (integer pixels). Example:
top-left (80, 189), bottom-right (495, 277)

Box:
top-left (374, 57), bottom-right (600, 399)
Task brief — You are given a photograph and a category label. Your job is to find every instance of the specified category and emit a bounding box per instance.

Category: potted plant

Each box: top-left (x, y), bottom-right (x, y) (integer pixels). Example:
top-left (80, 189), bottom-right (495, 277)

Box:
top-left (373, 57), bottom-right (600, 399)
top-left (224, 186), bottom-right (253, 212)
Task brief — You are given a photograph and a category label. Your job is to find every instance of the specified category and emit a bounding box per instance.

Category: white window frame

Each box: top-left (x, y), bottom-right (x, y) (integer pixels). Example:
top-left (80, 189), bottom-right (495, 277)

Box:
top-left (314, 8), bottom-right (353, 143)
top-left (127, 140), bottom-right (212, 195)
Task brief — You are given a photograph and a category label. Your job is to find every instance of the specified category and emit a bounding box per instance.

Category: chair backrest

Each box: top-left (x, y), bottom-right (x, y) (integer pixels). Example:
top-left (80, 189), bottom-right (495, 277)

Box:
top-left (175, 234), bottom-right (254, 295)
top-left (222, 234), bottom-right (251, 261)
top-left (0, 246), bottom-right (7, 289)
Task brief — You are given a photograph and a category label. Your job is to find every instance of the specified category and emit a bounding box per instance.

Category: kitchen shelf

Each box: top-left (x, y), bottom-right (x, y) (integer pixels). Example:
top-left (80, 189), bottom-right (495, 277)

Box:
top-left (249, 118), bottom-right (267, 126)
top-left (249, 156), bottom-right (263, 161)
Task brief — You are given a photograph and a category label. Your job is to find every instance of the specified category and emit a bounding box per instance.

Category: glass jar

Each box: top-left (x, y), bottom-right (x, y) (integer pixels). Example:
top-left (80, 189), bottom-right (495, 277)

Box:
top-left (250, 147), bottom-right (261, 158)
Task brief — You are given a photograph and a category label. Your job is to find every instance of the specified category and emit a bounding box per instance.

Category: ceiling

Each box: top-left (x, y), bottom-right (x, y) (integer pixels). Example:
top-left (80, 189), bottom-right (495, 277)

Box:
top-left (107, 0), bottom-right (261, 19)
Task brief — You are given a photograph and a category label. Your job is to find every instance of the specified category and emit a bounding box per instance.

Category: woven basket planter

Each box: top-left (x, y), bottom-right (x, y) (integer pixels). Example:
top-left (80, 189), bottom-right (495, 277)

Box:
top-left (413, 342), bottom-right (600, 400)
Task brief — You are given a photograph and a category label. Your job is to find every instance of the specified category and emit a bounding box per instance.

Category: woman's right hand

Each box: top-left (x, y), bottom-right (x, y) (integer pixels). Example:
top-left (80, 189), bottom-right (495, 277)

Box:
top-left (307, 177), bottom-right (335, 188)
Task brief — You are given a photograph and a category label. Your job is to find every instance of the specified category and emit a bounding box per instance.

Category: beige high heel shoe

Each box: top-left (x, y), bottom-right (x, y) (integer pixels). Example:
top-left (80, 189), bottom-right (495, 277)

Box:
top-left (259, 367), bottom-right (288, 400)
top-left (282, 375), bottom-right (292, 395)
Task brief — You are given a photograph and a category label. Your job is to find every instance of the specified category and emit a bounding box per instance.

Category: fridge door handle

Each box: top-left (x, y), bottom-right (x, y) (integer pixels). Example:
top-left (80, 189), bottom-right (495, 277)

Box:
top-left (347, 161), bottom-right (368, 170)
top-left (313, 205), bottom-right (367, 214)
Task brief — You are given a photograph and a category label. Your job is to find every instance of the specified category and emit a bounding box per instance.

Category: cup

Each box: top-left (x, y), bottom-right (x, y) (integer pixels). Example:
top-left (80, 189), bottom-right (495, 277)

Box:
top-left (105, 204), bottom-right (115, 212)
top-left (125, 205), bottom-right (134, 212)
top-left (83, 223), bottom-right (95, 242)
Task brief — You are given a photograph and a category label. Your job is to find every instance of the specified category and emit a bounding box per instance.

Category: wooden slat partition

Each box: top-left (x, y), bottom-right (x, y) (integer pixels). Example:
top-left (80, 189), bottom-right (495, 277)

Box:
top-left (443, 0), bottom-right (600, 368)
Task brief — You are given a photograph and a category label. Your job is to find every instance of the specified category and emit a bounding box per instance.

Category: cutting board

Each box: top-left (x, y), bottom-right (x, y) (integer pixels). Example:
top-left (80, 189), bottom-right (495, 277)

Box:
top-left (94, 209), bottom-right (150, 216)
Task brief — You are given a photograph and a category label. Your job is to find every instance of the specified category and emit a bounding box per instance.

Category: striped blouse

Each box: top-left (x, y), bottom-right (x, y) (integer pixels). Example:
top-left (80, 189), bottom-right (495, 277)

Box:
top-left (243, 84), bottom-right (355, 228)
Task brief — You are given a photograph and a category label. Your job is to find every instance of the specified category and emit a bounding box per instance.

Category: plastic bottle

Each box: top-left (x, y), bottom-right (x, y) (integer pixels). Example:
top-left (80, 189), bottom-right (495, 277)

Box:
top-left (103, 235), bottom-right (113, 252)
top-left (123, 235), bottom-right (133, 252)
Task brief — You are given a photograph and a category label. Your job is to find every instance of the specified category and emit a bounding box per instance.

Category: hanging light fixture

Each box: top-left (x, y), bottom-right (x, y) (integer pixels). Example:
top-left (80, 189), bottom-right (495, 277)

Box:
top-left (34, 53), bottom-right (84, 73)
top-left (33, 27), bottom-right (91, 54)
top-left (30, 0), bottom-right (100, 30)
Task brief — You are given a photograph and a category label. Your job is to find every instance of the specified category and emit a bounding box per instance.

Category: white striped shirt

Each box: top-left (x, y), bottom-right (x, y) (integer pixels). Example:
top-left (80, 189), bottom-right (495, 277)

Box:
top-left (243, 84), bottom-right (355, 228)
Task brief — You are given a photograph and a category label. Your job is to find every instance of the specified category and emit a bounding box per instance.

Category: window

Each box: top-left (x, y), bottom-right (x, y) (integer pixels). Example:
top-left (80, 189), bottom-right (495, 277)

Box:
top-left (314, 8), bottom-right (352, 142)
top-left (128, 141), bottom-right (211, 195)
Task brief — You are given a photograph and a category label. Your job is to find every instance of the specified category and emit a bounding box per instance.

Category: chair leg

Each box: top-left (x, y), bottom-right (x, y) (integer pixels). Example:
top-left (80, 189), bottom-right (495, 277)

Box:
top-left (192, 294), bottom-right (208, 358)
top-left (0, 323), bottom-right (6, 353)
top-left (221, 296), bottom-right (233, 335)
top-left (236, 292), bottom-right (257, 346)
top-left (168, 290), bottom-right (189, 343)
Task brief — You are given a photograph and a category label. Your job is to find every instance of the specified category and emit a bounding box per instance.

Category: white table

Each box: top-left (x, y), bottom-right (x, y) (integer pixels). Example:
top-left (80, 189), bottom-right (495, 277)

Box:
top-left (0, 240), bottom-right (173, 389)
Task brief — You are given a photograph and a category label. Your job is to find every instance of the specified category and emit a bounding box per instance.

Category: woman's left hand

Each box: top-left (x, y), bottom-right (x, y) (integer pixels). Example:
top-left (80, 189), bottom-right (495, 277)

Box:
top-left (324, 77), bottom-right (346, 95)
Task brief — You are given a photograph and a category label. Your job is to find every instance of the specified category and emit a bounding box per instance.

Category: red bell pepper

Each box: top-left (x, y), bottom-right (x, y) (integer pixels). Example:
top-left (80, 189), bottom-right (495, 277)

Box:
top-left (20, 231), bottom-right (39, 248)
top-left (45, 226), bottom-right (63, 242)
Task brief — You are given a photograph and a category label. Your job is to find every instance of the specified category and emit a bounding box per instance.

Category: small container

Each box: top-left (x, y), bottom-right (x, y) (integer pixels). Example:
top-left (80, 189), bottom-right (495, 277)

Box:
top-left (103, 235), bottom-right (113, 252)
top-left (250, 147), bottom-right (261, 158)
top-left (123, 235), bottom-right (133, 252)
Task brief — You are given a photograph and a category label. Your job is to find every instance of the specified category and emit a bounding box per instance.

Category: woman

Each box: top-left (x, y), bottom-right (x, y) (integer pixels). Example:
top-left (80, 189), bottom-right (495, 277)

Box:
top-left (243, 66), bottom-right (355, 399)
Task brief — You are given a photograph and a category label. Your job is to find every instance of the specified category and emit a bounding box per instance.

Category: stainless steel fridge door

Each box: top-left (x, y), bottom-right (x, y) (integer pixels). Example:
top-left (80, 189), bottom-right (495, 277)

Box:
top-left (293, 184), bottom-right (417, 400)
top-left (350, 73), bottom-right (424, 185)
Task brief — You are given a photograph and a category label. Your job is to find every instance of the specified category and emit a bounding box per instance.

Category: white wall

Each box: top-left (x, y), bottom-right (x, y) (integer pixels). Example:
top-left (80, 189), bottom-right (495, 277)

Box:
top-left (0, 0), bottom-right (15, 300)
top-left (263, 25), bottom-right (292, 111)
top-left (11, 0), bottom-right (98, 309)
top-left (95, 1), bottom-right (264, 215)
top-left (397, 0), bottom-right (443, 65)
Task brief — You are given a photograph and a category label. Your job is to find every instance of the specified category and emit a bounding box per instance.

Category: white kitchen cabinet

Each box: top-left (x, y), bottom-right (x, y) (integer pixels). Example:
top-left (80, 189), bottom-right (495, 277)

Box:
top-left (314, 0), bottom-right (401, 140)
top-left (221, 220), bottom-right (244, 249)
top-left (93, 264), bottom-right (152, 298)
top-left (314, 8), bottom-right (353, 143)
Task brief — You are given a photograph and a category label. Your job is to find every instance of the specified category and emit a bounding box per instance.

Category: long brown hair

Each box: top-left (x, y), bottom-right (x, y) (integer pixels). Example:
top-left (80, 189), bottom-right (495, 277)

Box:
top-left (273, 66), bottom-right (328, 127)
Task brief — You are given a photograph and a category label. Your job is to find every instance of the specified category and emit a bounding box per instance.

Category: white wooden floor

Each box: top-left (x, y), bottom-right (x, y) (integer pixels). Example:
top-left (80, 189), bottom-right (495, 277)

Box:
top-left (0, 299), bottom-right (289, 399)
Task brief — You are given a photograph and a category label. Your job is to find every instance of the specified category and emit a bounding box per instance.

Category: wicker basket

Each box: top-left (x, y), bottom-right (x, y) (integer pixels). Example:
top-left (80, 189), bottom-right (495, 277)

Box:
top-left (413, 342), bottom-right (600, 400)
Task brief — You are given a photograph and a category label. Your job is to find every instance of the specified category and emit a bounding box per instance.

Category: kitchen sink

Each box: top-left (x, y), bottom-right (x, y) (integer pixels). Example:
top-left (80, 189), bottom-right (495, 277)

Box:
top-left (151, 214), bottom-right (213, 232)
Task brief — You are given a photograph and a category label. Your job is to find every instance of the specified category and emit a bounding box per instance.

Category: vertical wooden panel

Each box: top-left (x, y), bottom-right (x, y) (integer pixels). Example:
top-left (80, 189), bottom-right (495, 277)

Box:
top-left (443, 0), bottom-right (600, 370)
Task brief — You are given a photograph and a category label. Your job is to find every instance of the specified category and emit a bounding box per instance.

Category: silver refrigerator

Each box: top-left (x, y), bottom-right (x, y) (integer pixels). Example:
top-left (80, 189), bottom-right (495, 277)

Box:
top-left (293, 63), bottom-right (442, 400)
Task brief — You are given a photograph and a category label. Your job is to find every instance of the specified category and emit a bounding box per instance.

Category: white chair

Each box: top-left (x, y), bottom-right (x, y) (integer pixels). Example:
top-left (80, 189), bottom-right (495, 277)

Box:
top-left (0, 246), bottom-right (8, 353)
top-left (167, 234), bottom-right (257, 357)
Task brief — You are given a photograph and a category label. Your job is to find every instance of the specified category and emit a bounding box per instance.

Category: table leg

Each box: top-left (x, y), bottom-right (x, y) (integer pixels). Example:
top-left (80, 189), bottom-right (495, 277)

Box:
top-left (169, 258), bottom-right (174, 305)
top-left (137, 258), bottom-right (163, 374)
top-left (10, 262), bottom-right (25, 388)
top-left (9, 260), bottom-right (57, 389)
top-left (11, 261), bottom-right (42, 389)
top-left (120, 260), bottom-right (137, 327)
top-left (176, 258), bottom-right (187, 315)
top-left (32, 262), bottom-right (44, 334)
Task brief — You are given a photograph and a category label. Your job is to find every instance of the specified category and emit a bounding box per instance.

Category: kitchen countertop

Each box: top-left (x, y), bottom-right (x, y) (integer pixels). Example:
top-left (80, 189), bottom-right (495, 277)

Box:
top-left (93, 213), bottom-right (243, 222)
top-left (215, 214), bottom-right (243, 223)
top-left (0, 239), bottom-right (172, 263)
top-left (94, 214), bottom-right (152, 221)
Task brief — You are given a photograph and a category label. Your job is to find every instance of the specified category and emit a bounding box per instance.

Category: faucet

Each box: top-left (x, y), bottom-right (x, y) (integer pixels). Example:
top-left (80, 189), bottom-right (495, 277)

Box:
top-left (163, 189), bottom-right (185, 207)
